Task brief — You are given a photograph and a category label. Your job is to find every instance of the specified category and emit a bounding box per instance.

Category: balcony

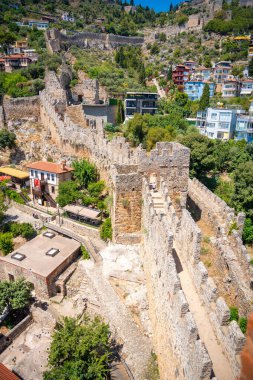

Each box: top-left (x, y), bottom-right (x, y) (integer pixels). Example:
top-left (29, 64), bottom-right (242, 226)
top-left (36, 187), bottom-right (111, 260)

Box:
top-left (32, 187), bottom-right (42, 196)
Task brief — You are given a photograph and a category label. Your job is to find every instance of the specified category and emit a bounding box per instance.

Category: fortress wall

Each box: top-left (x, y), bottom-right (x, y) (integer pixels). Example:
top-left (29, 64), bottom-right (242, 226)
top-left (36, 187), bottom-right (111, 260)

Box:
top-left (158, 180), bottom-right (246, 379)
top-left (188, 178), bottom-right (253, 314)
top-left (45, 29), bottom-right (144, 53)
top-left (141, 179), bottom-right (213, 380)
top-left (3, 96), bottom-right (40, 122)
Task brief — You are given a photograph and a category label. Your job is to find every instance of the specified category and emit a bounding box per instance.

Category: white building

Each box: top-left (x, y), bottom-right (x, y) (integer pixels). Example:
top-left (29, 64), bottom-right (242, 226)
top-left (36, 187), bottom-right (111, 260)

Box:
top-left (240, 79), bottom-right (253, 96)
top-left (204, 107), bottom-right (243, 140)
top-left (61, 13), bottom-right (75, 22)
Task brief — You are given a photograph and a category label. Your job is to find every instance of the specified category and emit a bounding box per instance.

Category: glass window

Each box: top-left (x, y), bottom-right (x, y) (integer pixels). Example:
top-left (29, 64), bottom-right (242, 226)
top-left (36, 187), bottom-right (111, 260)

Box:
top-left (211, 113), bottom-right (217, 120)
top-left (35, 171), bottom-right (38, 178)
top-left (47, 173), bottom-right (50, 180)
top-left (31, 170), bottom-right (34, 177)
top-left (51, 174), bottom-right (55, 182)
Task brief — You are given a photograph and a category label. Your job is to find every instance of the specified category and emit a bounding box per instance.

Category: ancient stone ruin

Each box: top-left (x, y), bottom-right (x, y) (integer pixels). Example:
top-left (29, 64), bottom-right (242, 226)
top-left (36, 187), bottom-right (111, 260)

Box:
top-left (2, 70), bottom-right (253, 380)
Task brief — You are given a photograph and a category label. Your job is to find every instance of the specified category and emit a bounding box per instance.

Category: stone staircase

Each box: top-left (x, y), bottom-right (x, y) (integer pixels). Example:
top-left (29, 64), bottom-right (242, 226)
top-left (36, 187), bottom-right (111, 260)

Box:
top-left (150, 191), bottom-right (165, 214)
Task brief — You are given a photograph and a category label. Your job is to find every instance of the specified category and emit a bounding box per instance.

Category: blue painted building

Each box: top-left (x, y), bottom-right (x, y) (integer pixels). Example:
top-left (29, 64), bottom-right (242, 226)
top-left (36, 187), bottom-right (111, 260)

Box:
top-left (235, 115), bottom-right (253, 143)
top-left (184, 81), bottom-right (215, 101)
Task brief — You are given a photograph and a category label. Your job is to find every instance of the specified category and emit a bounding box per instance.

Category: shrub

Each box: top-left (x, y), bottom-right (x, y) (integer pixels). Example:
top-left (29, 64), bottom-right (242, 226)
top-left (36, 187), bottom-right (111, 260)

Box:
top-left (100, 218), bottom-right (112, 241)
top-left (81, 245), bottom-right (90, 260)
top-left (11, 223), bottom-right (36, 240)
top-left (5, 189), bottom-right (25, 204)
top-left (0, 232), bottom-right (14, 255)
top-left (229, 306), bottom-right (239, 322)
top-left (239, 317), bottom-right (248, 334)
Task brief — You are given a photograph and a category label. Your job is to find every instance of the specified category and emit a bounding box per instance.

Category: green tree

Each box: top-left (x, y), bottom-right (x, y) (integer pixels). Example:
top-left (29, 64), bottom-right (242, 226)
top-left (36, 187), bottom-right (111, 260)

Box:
top-left (56, 181), bottom-right (81, 207)
top-left (0, 27), bottom-right (16, 53)
top-left (242, 219), bottom-right (253, 245)
top-left (199, 84), bottom-right (210, 111)
top-left (167, 66), bottom-right (172, 81)
top-left (178, 133), bottom-right (216, 178)
top-left (249, 59), bottom-right (253, 77)
top-left (138, 62), bottom-right (146, 85)
top-left (124, 113), bottom-right (148, 146)
top-left (232, 161), bottom-right (253, 219)
top-left (87, 181), bottom-right (105, 198)
top-left (116, 100), bottom-right (124, 125)
top-left (72, 159), bottom-right (98, 188)
top-left (0, 129), bottom-right (16, 149)
top-left (100, 218), bottom-right (112, 241)
top-left (0, 279), bottom-right (32, 314)
top-left (0, 232), bottom-right (14, 255)
top-left (43, 316), bottom-right (111, 380)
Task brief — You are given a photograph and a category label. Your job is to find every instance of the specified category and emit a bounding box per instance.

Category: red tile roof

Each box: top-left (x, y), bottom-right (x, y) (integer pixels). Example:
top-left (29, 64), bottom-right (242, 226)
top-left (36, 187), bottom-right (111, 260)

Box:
top-left (0, 364), bottom-right (20, 380)
top-left (26, 161), bottom-right (73, 174)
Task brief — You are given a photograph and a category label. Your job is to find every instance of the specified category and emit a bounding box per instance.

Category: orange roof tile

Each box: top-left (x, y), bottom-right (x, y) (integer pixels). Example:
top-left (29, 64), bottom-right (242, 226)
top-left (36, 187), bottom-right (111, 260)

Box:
top-left (26, 161), bottom-right (73, 174)
top-left (0, 364), bottom-right (20, 380)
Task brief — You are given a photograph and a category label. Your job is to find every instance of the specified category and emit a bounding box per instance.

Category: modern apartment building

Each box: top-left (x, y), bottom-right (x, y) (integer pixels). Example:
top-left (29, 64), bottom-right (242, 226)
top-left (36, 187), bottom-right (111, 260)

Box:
top-left (192, 66), bottom-right (212, 81)
top-left (124, 92), bottom-right (158, 121)
top-left (196, 110), bottom-right (207, 133)
top-left (235, 115), bottom-right (253, 143)
top-left (240, 79), bottom-right (253, 96)
top-left (184, 81), bottom-right (215, 101)
top-left (222, 79), bottom-right (241, 97)
top-left (27, 161), bottom-right (73, 207)
top-left (203, 107), bottom-right (242, 140)
top-left (214, 62), bottom-right (232, 83)
top-left (172, 65), bottom-right (190, 87)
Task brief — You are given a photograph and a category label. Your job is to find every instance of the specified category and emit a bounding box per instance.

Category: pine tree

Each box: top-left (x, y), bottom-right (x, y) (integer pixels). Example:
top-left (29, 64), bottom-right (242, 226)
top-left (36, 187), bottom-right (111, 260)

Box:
top-left (130, 0), bottom-right (134, 5)
top-left (167, 65), bottom-right (172, 81)
top-left (249, 59), bottom-right (253, 77)
top-left (116, 100), bottom-right (124, 125)
top-left (169, 3), bottom-right (173, 12)
top-left (138, 63), bottom-right (146, 85)
top-left (199, 84), bottom-right (210, 111)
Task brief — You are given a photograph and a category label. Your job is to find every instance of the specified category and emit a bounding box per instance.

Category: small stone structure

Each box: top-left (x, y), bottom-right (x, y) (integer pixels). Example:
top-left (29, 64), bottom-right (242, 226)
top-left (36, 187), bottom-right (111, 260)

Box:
top-left (2, 96), bottom-right (40, 124)
top-left (0, 232), bottom-right (80, 298)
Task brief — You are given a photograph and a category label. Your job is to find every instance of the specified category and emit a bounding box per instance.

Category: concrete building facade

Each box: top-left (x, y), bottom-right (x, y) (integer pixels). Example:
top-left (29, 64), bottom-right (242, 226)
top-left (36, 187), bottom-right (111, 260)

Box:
top-left (184, 81), bottom-right (215, 100)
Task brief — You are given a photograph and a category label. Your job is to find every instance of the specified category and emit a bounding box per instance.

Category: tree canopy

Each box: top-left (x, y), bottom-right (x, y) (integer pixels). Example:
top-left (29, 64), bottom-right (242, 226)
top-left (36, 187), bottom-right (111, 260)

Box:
top-left (43, 316), bottom-right (111, 380)
top-left (0, 278), bottom-right (32, 314)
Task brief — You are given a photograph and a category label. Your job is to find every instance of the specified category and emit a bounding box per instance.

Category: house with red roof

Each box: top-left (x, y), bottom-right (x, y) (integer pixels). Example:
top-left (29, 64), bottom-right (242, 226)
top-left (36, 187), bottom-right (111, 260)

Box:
top-left (0, 364), bottom-right (20, 380)
top-left (26, 161), bottom-right (73, 207)
top-left (0, 54), bottom-right (32, 73)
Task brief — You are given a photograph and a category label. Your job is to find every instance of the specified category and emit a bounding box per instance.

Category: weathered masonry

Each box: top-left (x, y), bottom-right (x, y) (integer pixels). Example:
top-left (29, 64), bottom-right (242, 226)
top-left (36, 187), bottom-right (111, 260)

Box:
top-left (11, 70), bottom-right (252, 380)
top-left (45, 29), bottom-right (144, 53)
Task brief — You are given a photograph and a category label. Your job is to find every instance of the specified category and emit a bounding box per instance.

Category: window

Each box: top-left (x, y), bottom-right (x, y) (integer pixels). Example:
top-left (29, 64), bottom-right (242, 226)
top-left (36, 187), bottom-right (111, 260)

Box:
top-left (211, 113), bottom-right (217, 120)
top-left (43, 231), bottom-right (55, 239)
top-left (51, 186), bottom-right (55, 194)
top-left (11, 252), bottom-right (26, 261)
top-left (207, 123), bottom-right (215, 128)
top-left (35, 171), bottom-right (38, 178)
top-left (46, 248), bottom-right (59, 257)
top-left (47, 173), bottom-right (50, 180)
top-left (51, 174), bottom-right (55, 182)
top-left (220, 122), bottom-right (230, 129)
top-left (31, 170), bottom-right (34, 177)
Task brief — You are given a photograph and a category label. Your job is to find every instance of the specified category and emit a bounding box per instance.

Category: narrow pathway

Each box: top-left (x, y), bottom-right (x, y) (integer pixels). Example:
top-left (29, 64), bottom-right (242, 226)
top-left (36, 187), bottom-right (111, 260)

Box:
top-left (81, 261), bottom-right (152, 380)
top-left (152, 78), bottom-right (166, 98)
top-left (178, 265), bottom-right (233, 380)
top-left (151, 190), bottom-right (234, 380)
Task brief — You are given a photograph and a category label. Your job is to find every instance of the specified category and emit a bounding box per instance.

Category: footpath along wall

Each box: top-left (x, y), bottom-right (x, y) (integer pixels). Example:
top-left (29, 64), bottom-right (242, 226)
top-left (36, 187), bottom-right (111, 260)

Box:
top-left (35, 70), bottom-right (253, 379)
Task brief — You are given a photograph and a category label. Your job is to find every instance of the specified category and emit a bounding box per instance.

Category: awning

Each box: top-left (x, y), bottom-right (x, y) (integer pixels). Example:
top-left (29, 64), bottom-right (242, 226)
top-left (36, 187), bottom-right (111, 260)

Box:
top-left (63, 204), bottom-right (100, 219)
top-left (0, 167), bottom-right (29, 180)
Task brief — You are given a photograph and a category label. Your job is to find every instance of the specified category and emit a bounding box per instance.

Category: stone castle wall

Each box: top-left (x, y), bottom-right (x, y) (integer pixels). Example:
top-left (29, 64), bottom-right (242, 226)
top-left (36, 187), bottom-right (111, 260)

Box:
top-left (2, 96), bottom-right (40, 123)
top-left (188, 178), bottom-right (253, 314)
top-left (45, 29), bottom-right (144, 53)
top-left (16, 70), bottom-right (250, 379)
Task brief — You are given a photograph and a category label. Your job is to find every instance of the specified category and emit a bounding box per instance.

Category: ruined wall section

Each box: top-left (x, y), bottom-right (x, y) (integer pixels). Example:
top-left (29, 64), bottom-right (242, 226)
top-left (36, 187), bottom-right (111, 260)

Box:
top-left (45, 29), bottom-right (144, 53)
top-left (2, 96), bottom-right (40, 124)
top-left (188, 178), bottom-right (253, 314)
top-left (141, 179), bottom-right (213, 380)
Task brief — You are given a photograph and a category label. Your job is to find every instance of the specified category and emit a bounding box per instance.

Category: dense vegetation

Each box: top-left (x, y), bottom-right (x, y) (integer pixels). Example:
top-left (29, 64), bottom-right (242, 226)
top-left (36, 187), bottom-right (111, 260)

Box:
top-left (1, 0), bottom-right (162, 37)
top-left (44, 315), bottom-right (111, 380)
top-left (57, 159), bottom-right (108, 219)
top-left (0, 278), bottom-right (32, 314)
top-left (204, 2), bottom-right (253, 35)
top-left (71, 47), bottom-right (152, 95)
